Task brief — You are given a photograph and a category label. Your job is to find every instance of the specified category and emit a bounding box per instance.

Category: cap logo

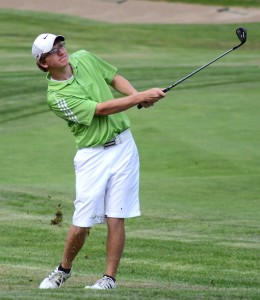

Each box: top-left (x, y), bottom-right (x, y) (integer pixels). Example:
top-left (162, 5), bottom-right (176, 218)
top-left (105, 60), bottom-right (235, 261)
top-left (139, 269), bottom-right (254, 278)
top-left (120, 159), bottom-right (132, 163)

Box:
top-left (43, 34), bottom-right (48, 39)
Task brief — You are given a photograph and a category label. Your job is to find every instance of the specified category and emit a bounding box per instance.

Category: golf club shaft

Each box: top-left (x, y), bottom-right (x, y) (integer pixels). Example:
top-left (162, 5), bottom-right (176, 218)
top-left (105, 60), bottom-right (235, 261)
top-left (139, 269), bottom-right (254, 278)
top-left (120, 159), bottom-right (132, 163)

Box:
top-left (137, 41), bottom-right (244, 109)
top-left (163, 47), bottom-right (234, 92)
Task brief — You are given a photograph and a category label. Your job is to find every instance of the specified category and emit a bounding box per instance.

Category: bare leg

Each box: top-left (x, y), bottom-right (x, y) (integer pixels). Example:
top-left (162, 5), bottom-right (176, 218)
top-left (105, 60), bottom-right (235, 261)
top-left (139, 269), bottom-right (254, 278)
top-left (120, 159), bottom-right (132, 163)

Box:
top-left (61, 224), bottom-right (90, 269)
top-left (105, 218), bottom-right (125, 278)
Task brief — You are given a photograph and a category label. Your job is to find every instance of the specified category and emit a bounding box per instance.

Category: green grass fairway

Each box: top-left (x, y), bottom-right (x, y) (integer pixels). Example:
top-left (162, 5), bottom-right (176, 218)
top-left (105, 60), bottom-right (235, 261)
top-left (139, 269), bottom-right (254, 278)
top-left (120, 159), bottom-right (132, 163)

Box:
top-left (0, 8), bottom-right (260, 300)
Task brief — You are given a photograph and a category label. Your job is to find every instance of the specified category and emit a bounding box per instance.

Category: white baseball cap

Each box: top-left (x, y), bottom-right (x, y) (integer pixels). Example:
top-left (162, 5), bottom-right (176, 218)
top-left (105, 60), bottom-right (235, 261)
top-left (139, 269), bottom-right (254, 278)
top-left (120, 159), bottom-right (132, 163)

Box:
top-left (32, 33), bottom-right (65, 61)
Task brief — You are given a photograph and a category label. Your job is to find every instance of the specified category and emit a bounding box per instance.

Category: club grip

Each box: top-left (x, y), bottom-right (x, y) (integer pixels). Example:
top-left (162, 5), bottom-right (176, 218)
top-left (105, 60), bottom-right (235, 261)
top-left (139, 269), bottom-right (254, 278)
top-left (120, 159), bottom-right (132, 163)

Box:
top-left (137, 87), bottom-right (170, 109)
top-left (162, 87), bottom-right (170, 93)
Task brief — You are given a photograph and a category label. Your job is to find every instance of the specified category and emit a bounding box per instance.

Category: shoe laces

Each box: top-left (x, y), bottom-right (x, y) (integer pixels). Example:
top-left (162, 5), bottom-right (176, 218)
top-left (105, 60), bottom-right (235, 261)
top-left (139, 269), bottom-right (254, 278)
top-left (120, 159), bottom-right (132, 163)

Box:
top-left (95, 276), bottom-right (115, 289)
top-left (48, 269), bottom-right (67, 286)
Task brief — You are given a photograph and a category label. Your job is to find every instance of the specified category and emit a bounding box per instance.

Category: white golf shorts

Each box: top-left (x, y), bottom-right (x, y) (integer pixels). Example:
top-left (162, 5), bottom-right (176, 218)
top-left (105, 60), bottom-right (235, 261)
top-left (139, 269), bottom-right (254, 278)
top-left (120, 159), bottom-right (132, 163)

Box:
top-left (72, 129), bottom-right (141, 227)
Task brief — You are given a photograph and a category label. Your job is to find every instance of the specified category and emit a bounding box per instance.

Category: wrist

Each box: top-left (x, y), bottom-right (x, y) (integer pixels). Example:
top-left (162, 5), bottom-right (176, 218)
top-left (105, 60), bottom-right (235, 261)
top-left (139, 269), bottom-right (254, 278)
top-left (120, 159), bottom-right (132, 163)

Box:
top-left (132, 92), bottom-right (144, 104)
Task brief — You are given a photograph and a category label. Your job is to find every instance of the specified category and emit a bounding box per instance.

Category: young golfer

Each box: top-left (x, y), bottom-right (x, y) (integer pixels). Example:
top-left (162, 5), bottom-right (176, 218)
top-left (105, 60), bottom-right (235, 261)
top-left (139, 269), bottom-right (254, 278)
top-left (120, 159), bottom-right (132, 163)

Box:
top-left (32, 33), bottom-right (165, 290)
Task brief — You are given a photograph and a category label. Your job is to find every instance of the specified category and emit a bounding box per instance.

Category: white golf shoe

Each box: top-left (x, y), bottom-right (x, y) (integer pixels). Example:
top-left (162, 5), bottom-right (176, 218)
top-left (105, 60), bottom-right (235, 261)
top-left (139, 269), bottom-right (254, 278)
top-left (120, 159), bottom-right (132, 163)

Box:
top-left (85, 275), bottom-right (116, 290)
top-left (39, 266), bottom-right (71, 289)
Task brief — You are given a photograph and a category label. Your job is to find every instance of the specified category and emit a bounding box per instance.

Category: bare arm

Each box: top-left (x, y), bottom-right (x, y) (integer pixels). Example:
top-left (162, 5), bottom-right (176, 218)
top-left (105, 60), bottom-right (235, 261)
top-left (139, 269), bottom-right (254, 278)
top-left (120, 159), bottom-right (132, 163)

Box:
top-left (95, 88), bottom-right (165, 116)
top-left (110, 74), bottom-right (138, 96)
top-left (95, 74), bottom-right (165, 116)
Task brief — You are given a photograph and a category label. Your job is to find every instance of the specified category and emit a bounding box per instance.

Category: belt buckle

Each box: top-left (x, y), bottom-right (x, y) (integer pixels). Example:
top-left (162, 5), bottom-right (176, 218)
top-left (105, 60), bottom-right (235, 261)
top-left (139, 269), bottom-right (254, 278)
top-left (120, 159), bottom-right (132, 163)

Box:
top-left (103, 137), bottom-right (117, 148)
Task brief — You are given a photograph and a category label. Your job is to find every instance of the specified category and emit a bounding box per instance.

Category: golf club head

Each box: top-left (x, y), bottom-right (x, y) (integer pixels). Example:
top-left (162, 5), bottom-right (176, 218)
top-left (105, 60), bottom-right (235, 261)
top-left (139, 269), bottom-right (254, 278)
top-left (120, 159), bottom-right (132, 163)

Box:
top-left (236, 27), bottom-right (247, 45)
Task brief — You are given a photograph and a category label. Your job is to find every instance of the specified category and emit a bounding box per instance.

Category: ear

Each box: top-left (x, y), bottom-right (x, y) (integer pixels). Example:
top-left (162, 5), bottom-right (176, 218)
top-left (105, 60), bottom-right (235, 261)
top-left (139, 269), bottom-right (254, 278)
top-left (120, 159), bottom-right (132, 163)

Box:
top-left (38, 60), bottom-right (48, 69)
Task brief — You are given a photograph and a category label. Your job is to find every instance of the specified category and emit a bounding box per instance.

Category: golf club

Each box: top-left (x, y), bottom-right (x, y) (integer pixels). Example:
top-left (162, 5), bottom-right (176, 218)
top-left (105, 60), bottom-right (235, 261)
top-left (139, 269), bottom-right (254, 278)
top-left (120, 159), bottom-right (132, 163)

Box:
top-left (137, 27), bottom-right (247, 109)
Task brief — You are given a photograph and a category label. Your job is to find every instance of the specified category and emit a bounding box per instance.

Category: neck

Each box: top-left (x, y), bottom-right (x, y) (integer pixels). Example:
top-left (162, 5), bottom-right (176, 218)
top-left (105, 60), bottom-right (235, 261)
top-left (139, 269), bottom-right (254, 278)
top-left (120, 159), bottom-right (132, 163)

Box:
top-left (50, 64), bottom-right (73, 81)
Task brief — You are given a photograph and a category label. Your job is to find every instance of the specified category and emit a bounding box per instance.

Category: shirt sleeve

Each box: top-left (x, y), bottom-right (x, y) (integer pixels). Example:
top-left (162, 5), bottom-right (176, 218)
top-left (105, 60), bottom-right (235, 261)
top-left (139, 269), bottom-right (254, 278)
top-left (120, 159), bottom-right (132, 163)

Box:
top-left (87, 52), bottom-right (117, 84)
top-left (48, 92), bottom-right (97, 126)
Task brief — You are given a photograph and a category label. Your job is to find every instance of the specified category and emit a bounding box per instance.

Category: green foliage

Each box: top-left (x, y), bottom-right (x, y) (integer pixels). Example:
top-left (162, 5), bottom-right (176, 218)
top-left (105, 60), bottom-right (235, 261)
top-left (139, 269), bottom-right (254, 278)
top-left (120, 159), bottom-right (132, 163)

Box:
top-left (0, 8), bottom-right (260, 300)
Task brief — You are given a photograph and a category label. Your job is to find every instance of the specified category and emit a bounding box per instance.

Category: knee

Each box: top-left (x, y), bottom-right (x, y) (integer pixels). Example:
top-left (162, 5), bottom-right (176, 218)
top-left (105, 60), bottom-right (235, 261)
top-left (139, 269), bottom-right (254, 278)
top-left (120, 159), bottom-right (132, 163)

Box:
top-left (71, 225), bottom-right (90, 239)
top-left (107, 218), bottom-right (125, 230)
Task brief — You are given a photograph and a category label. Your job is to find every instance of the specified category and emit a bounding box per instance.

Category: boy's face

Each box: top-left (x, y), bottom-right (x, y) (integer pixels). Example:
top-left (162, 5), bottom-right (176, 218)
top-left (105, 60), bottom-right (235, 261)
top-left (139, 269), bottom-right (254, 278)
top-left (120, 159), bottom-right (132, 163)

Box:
top-left (39, 41), bottom-right (69, 70)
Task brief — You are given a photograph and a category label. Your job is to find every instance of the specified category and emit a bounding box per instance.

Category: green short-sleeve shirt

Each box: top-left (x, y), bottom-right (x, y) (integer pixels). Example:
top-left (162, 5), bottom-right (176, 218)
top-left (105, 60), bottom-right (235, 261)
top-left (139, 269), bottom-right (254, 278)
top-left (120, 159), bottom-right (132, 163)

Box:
top-left (46, 50), bottom-right (130, 148)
